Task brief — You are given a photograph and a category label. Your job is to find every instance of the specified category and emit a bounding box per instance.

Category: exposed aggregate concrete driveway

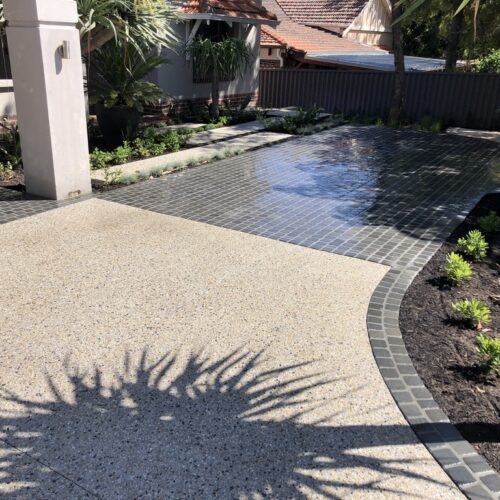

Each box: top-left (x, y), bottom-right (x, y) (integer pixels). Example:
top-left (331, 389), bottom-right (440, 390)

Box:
top-left (0, 199), bottom-right (461, 498)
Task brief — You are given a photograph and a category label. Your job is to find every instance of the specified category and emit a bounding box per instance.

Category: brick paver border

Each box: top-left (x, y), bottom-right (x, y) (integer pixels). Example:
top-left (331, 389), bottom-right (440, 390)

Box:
top-left (368, 264), bottom-right (500, 499)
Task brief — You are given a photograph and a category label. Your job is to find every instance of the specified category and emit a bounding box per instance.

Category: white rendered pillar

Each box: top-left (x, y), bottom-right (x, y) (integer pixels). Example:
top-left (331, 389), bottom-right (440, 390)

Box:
top-left (4, 0), bottom-right (91, 200)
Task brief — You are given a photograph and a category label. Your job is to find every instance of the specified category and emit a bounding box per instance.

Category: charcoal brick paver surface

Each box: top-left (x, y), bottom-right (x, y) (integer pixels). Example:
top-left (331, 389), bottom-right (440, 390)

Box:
top-left (100, 125), bottom-right (499, 271)
top-left (1, 125), bottom-right (499, 498)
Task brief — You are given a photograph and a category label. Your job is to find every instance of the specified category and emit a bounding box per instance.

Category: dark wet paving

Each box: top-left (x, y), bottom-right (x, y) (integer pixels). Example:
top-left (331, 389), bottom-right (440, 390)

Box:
top-left (0, 187), bottom-right (80, 225)
top-left (1, 126), bottom-right (498, 271)
top-left (100, 126), bottom-right (499, 271)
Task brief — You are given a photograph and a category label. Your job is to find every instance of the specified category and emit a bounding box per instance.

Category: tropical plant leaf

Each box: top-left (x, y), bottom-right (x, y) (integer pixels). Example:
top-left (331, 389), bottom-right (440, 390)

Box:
top-left (87, 43), bottom-right (167, 111)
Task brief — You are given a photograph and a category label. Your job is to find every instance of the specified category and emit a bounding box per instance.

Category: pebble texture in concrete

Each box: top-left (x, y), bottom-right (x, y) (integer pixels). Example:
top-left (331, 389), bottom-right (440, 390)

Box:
top-left (0, 199), bottom-right (460, 498)
top-left (98, 125), bottom-right (500, 498)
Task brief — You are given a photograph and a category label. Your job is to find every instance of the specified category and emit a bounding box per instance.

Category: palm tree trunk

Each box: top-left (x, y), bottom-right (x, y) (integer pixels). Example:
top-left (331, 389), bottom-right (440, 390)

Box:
top-left (210, 54), bottom-right (220, 121)
top-left (389, 0), bottom-right (406, 127)
top-left (80, 27), bottom-right (116, 56)
top-left (445, 0), bottom-right (464, 71)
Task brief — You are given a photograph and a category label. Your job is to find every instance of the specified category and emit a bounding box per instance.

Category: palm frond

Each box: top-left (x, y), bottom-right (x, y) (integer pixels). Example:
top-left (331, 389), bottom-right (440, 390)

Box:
top-left (87, 43), bottom-right (167, 111)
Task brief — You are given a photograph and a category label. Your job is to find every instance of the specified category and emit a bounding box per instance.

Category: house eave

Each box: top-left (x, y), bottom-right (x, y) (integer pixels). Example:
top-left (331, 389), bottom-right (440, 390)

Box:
top-left (178, 13), bottom-right (279, 27)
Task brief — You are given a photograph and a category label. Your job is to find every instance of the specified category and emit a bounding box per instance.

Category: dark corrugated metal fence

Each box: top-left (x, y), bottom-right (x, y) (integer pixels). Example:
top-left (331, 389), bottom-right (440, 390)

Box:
top-left (259, 69), bottom-right (500, 130)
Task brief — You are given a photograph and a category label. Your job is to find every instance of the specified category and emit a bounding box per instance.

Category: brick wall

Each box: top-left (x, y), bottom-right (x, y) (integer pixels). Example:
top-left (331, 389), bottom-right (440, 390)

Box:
top-left (144, 92), bottom-right (259, 121)
top-left (260, 60), bottom-right (281, 69)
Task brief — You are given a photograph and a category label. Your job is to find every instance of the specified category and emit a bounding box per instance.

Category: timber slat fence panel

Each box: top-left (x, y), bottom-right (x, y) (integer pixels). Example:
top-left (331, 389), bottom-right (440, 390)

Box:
top-left (259, 69), bottom-right (500, 130)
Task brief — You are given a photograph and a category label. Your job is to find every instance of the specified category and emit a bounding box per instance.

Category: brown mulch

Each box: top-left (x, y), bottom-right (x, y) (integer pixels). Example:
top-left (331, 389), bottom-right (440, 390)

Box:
top-left (0, 169), bottom-right (25, 191)
top-left (400, 193), bottom-right (500, 473)
top-left (0, 170), bottom-right (126, 194)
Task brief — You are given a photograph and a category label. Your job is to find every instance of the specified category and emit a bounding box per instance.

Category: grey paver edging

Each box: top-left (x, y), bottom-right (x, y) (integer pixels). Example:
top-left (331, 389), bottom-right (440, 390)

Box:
top-left (368, 267), bottom-right (500, 500)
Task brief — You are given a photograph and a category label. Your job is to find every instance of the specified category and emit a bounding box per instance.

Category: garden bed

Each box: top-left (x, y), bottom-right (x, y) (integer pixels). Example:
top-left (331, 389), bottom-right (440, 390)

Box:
top-left (400, 193), bottom-right (500, 472)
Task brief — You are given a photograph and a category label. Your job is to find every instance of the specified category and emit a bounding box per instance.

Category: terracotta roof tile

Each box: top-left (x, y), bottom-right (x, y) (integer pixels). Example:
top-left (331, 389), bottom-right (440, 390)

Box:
top-left (271, 0), bottom-right (368, 27)
top-left (260, 0), bottom-right (381, 55)
top-left (178, 0), bottom-right (277, 22)
top-left (261, 26), bottom-right (287, 47)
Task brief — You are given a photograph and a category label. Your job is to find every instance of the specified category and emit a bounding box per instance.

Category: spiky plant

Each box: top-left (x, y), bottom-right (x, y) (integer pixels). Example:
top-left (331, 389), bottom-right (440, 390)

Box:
top-left (87, 43), bottom-right (166, 112)
top-left (186, 36), bottom-right (253, 120)
top-left (0, 0), bottom-right (177, 56)
top-left (77, 0), bottom-right (178, 56)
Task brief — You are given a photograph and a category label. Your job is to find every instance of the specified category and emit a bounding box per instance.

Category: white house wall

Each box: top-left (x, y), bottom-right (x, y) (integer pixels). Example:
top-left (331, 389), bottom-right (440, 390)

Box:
top-left (152, 21), bottom-right (260, 102)
top-left (344, 0), bottom-right (393, 48)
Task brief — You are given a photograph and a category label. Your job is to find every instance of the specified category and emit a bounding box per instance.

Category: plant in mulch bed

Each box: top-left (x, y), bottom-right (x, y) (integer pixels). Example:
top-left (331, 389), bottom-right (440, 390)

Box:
top-left (87, 43), bottom-right (167, 147)
top-left (478, 211), bottom-right (500, 234)
top-left (399, 193), bottom-right (500, 473)
top-left (88, 125), bottom-right (189, 171)
top-left (457, 230), bottom-right (489, 260)
top-left (89, 149), bottom-right (114, 170)
top-left (262, 107), bottom-right (324, 135)
top-left (0, 120), bottom-right (22, 175)
top-left (476, 335), bottom-right (500, 375)
top-left (444, 252), bottom-right (473, 285)
top-left (452, 298), bottom-right (491, 330)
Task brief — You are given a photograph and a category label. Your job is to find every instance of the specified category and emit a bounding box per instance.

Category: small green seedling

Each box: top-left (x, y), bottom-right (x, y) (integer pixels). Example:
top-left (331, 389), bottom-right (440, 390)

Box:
top-left (452, 299), bottom-right (491, 330)
top-left (102, 166), bottom-right (123, 185)
top-left (445, 252), bottom-right (473, 285)
top-left (478, 211), bottom-right (500, 234)
top-left (457, 230), bottom-right (488, 260)
top-left (476, 335), bottom-right (500, 374)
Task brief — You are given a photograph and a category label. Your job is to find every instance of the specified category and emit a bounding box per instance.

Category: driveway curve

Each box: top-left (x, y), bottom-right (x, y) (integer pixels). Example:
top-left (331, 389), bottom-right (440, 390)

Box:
top-left (0, 199), bottom-right (460, 498)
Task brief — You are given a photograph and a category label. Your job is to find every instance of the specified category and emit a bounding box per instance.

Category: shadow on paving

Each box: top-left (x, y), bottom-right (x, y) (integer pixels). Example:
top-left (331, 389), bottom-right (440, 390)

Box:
top-left (0, 349), bottom-right (453, 498)
top-left (272, 127), bottom-right (500, 242)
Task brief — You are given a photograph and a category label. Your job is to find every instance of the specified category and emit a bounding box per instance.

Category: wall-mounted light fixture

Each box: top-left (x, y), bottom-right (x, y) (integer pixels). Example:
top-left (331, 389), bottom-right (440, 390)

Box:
top-left (58, 40), bottom-right (71, 59)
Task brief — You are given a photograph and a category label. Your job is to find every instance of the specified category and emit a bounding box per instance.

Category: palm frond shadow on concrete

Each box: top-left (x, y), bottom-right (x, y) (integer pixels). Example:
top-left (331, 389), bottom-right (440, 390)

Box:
top-left (0, 349), bottom-right (450, 498)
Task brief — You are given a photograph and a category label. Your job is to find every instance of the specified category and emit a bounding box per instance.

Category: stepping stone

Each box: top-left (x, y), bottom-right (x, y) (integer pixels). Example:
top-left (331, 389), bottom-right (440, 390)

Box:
top-left (164, 123), bottom-right (206, 131)
top-left (265, 108), bottom-right (332, 120)
top-left (186, 121), bottom-right (266, 147)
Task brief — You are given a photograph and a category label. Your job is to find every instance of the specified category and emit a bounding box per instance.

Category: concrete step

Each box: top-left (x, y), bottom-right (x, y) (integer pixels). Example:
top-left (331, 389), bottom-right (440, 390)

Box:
top-left (186, 121), bottom-right (266, 147)
top-left (265, 108), bottom-right (332, 120)
top-left (446, 127), bottom-right (500, 143)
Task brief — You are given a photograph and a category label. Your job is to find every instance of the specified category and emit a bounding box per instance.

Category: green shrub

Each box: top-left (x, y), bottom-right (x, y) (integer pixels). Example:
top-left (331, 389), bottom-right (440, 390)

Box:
top-left (149, 142), bottom-right (167, 156)
top-left (90, 148), bottom-right (114, 170)
top-left (476, 335), bottom-right (500, 374)
top-left (102, 166), bottom-right (123, 185)
top-left (263, 107), bottom-right (323, 135)
top-left (349, 114), bottom-right (379, 125)
top-left (414, 115), bottom-right (443, 133)
top-left (452, 299), bottom-right (491, 329)
top-left (445, 252), bottom-right (473, 285)
top-left (0, 160), bottom-right (14, 178)
top-left (133, 137), bottom-right (154, 158)
top-left (474, 49), bottom-right (500, 74)
top-left (112, 142), bottom-right (134, 165)
top-left (0, 119), bottom-right (22, 167)
top-left (161, 132), bottom-right (181, 152)
top-left (478, 211), bottom-right (500, 234)
top-left (457, 230), bottom-right (488, 260)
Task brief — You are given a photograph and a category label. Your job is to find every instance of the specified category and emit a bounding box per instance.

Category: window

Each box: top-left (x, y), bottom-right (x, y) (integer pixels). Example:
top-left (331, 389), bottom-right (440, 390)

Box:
top-left (192, 21), bottom-right (240, 83)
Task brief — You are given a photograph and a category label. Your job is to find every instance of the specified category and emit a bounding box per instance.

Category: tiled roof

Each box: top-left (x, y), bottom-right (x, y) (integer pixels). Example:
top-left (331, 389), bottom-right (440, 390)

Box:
top-left (272, 0), bottom-right (368, 27)
top-left (178, 0), bottom-right (277, 22)
top-left (261, 0), bottom-right (380, 55)
top-left (261, 26), bottom-right (287, 47)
